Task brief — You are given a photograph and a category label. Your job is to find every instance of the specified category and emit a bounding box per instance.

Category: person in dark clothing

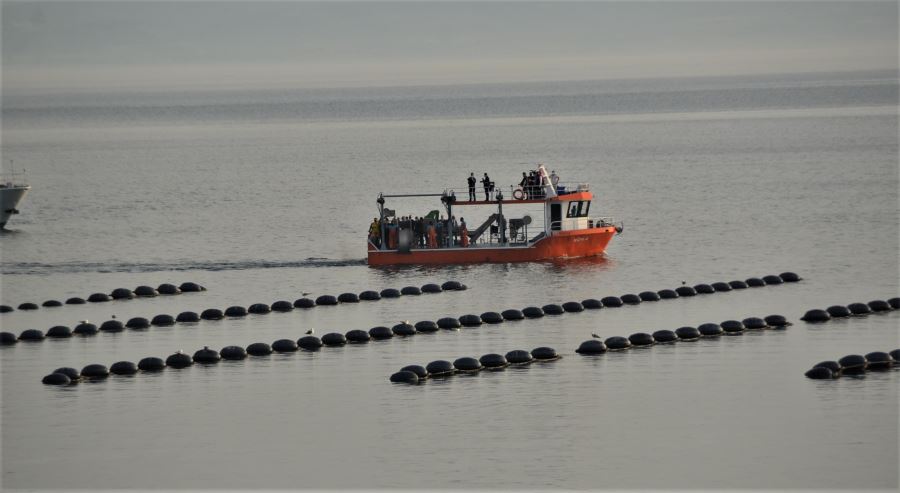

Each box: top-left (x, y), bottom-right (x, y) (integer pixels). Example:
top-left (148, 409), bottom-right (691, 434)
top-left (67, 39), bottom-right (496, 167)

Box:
top-left (482, 173), bottom-right (492, 201)
top-left (467, 173), bottom-right (477, 201)
top-left (519, 172), bottom-right (529, 199)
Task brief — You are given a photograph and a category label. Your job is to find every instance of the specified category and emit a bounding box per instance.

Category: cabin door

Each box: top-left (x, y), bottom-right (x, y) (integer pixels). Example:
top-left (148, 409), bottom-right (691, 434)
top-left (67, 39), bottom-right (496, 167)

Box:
top-left (550, 203), bottom-right (562, 231)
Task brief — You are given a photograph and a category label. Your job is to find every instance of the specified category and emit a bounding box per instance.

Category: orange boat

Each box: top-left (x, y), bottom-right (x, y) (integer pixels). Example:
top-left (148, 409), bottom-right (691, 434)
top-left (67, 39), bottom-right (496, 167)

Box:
top-left (367, 165), bottom-right (622, 266)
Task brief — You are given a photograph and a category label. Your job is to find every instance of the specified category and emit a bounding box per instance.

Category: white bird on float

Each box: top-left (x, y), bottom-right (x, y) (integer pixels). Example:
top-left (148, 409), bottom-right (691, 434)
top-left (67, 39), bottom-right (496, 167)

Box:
top-left (79, 320), bottom-right (89, 324)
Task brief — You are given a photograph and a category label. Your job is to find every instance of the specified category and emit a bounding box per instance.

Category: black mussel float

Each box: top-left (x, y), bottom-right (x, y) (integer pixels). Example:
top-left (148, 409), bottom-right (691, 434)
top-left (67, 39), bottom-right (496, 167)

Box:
top-left (176, 311), bottom-right (200, 322)
top-left (698, 323), bottom-right (723, 336)
top-left (42, 300), bottom-right (63, 307)
top-left (359, 290), bottom-right (381, 301)
top-left (246, 343), bottom-right (273, 356)
top-left (576, 339), bottom-right (607, 354)
top-left (568, 301), bottom-right (584, 313)
top-left (710, 282), bottom-right (731, 292)
top-left (321, 332), bottom-right (347, 346)
top-left (401, 365), bottom-right (428, 378)
top-left (346, 329), bottom-right (371, 343)
top-left (421, 283), bottom-right (442, 293)
top-left (46, 326), bottom-right (73, 338)
top-left (294, 298), bottom-right (315, 308)
top-left (248, 303), bottom-right (271, 314)
top-left (220, 346), bottom-right (248, 360)
top-left (272, 301), bottom-right (293, 312)
top-left (826, 305), bottom-right (851, 318)
top-left (297, 336), bottom-right (323, 350)
top-left (200, 309), bottom-right (224, 320)
top-left (88, 293), bottom-right (111, 303)
top-left (157, 283), bottom-right (181, 295)
top-left (479, 353), bottom-right (508, 368)
top-left (272, 339), bottom-right (299, 352)
top-left (166, 352), bottom-right (193, 368)
top-left (628, 332), bottom-right (655, 346)
top-left (454, 357), bottom-right (482, 372)
top-left (19, 329), bottom-right (45, 341)
top-left (801, 309), bottom-right (830, 323)
top-left (316, 295), bottom-right (338, 306)
top-left (505, 350), bottom-right (534, 364)
top-left (193, 346), bottom-right (221, 362)
top-left (81, 363), bottom-right (110, 378)
top-left (620, 294), bottom-right (641, 305)
top-left (425, 360), bottom-right (454, 376)
top-left (138, 357), bottom-right (165, 371)
top-left (337, 293), bottom-right (359, 303)
top-left (110, 361), bottom-right (138, 375)
top-left (380, 288), bottom-right (401, 298)
top-left (675, 286), bottom-right (696, 297)
top-left (604, 336), bottom-right (631, 350)
top-left (582, 298), bottom-right (603, 309)
top-left (125, 317), bottom-right (150, 329)
top-left (531, 347), bottom-right (559, 360)
top-left (601, 296), bottom-right (623, 308)
top-left (134, 286), bottom-right (158, 297)
top-left (369, 326), bottom-right (394, 339)
top-left (542, 303), bottom-right (564, 315)
top-left (73, 322), bottom-right (98, 335)
top-left (675, 326), bottom-right (701, 341)
top-left (437, 317), bottom-right (462, 329)
top-left (392, 322), bottom-right (417, 335)
top-left (522, 306), bottom-right (545, 317)
top-left (100, 320), bottom-right (124, 332)
top-left (225, 305), bottom-right (247, 317)
top-left (480, 312), bottom-right (503, 324)
top-left (415, 320), bottom-right (439, 333)
top-left (390, 371), bottom-right (420, 384)
top-left (658, 289), bottom-right (680, 299)
top-left (400, 286), bottom-right (421, 296)
top-left (151, 314), bottom-right (175, 326)
top-left (745, 277), bottom-right (765, 287)
top-left (179, 282), bottom-right (205, 292)
top-left (652, 329), bottom-right (678, 343)
top-left (638, 291), bottom-right (660, 302)
top-left (459, 314), bottom-right (482, 326)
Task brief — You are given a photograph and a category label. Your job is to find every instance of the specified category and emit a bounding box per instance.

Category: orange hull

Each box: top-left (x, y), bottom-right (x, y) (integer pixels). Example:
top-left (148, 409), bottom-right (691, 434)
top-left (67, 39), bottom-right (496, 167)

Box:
top-left (367, 226), bottom-right (616, 266)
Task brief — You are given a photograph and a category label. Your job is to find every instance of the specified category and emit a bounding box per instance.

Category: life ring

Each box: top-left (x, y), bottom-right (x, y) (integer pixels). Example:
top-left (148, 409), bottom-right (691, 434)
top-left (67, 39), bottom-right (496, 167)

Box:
top-left (513, 188), bottom-right (525, 200)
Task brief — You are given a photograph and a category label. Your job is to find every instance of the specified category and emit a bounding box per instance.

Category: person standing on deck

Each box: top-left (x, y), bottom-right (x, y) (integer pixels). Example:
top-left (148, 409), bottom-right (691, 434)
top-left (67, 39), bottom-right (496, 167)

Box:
top-left (427, 221), bottom-right (437, 248)
top-left (481, 173), bottom-right (492, 201)
top-left (459, 218), bottom-right (469, 247)
top-left (519, 172), bottom-right (529, 199)
top-left (467, 173), bottom-right (477, 201)
top-left (368, 218), bottom-right (381, 247)
top-left (550, 170), bottom-right (560, 192)
top-left (450, 215), bottom-right (459, 245)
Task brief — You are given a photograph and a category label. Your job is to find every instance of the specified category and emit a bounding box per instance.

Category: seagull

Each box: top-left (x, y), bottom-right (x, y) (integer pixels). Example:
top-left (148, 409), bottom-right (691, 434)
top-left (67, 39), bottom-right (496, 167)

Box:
top-left (403, 320), bottom-right (410, 325)
top-left (111, 314), bottom-right (116, 319)
top-left (592, 333), bottom-right (601, 338)
top-left (305, 328), bottom-right (314, 335)
top-left (681, 280), bottom-right (686, 285)
top-left (79, 319), bottom-right (89, 324)
top-left (301, 292), bottom-right (311, 296)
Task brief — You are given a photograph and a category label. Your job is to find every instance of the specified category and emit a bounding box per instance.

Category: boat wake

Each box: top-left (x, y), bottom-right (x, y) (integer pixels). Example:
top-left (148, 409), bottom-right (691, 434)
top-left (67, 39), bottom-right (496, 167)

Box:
top-left (2, 258), bottom-right (367, 275)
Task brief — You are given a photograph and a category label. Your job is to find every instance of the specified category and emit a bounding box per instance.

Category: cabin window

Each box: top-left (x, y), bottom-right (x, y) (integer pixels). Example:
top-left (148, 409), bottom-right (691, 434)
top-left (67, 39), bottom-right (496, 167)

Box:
top-left (566, 201), bottom-right (591, 218)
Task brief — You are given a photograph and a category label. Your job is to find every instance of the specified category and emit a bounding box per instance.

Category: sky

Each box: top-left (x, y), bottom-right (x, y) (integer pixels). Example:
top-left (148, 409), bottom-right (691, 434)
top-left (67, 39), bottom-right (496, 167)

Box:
top-left (2, 1), bottom-right (898, 92)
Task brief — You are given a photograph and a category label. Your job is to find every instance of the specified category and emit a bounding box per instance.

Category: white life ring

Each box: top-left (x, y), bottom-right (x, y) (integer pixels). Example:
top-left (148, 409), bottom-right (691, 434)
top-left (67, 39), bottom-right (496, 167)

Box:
top-left (513, 189), bottom-right (525, 200)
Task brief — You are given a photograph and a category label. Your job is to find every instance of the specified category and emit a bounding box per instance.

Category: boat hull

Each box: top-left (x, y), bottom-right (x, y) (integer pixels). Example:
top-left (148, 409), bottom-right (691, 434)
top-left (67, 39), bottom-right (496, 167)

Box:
top-left (0, 186), bottom-right (30, 229)
top-left (367, 226), bottom-right (616, 266)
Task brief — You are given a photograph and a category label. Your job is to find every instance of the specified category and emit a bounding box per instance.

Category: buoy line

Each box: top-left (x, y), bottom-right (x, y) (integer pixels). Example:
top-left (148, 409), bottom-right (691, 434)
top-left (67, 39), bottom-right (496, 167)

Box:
top-left (804, 350), bottom-right (899, 379)
top-left (800, 298), bottom-right (899, 323)
top-left (0, 282), bottom-right (206, 313)
top-left (3, 280), bottom-right (467, 345)
top-left (574, 314), bottom-right (792, 353)
top-left (389, 347), bottom-right (561, 384)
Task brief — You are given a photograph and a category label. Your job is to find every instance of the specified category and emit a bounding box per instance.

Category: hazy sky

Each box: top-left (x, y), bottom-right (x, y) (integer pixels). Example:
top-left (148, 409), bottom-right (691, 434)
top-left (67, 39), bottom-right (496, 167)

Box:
top-left (2, 1), bottom-right (898, 92)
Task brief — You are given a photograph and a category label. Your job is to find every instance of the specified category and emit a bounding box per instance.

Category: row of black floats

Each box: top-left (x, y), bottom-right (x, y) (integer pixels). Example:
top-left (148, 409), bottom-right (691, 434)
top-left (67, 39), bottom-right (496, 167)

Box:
top-left (390, 347), bottom-right (561, 384)
top-left (1, 282), bottom-right (205, 312)
top-left (574, 314), bottom-right (791, 354)
top-left (800, 297), bottom-right (900, 322)
top-left (3, 280), bottom-right (468, 345)
top-left (804, 349), bottom-right (900, 379)
top-left (40, 338), bottom-right (329, 385)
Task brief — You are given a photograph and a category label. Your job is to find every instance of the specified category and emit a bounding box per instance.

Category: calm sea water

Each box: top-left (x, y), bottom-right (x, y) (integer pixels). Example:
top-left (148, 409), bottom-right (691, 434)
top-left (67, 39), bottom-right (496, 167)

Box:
top-left (1, 71), bottom-right (898, 490)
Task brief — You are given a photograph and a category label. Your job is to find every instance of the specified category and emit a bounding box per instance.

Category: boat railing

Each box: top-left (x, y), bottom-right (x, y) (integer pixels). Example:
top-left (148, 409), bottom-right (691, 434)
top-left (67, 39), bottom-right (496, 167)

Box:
top-left (0, 170), bottom-right (29, 188)
top-left (449, 181), bottom-right (589, 202)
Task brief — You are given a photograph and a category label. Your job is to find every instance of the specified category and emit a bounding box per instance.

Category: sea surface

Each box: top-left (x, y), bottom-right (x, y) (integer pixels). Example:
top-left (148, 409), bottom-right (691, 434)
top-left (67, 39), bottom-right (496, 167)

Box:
top-left (1, 70), bottom-right (898, 490)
